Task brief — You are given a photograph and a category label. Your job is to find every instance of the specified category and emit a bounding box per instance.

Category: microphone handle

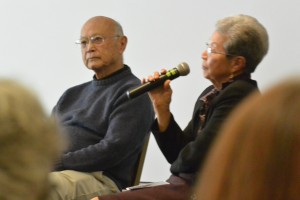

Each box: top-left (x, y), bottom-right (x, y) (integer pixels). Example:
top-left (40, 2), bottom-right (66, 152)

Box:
top-left (127, 72), bottom-right (179, 99)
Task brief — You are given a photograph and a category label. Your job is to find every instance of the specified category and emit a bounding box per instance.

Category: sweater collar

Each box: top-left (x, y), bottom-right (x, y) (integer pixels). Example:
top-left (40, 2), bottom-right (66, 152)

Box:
top-left (92, 65), bottom-right (131, 86)
top-left (92, 65), bottom-right (129, 81)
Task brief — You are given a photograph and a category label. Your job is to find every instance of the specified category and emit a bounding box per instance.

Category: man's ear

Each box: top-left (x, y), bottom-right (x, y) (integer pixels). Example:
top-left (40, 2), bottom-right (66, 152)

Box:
top-left (119, 36), bottom-right (128, 53)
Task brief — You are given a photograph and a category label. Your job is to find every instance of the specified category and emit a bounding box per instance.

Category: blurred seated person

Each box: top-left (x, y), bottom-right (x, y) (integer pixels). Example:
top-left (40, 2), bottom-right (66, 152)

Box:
top-left (93, 14), bottom-right (269, 200)
top-left (194, 77), bottom-right (300, 200)
top-left (0, 79), bottom-right (62, 200)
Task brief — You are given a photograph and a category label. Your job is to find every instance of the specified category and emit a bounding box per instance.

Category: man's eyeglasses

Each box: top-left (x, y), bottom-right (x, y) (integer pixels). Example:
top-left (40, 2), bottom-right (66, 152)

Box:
top-left (75, 35), bottom-right (120, 48)
top-left (205, 42), bottom-right (238, 57)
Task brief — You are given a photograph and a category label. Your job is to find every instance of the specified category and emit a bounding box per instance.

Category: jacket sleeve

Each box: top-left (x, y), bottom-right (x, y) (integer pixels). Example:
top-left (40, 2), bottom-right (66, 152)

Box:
top-left (170, 81), bottom-right (258, 174)
top-left (152, 86), bottom-right (214, 164)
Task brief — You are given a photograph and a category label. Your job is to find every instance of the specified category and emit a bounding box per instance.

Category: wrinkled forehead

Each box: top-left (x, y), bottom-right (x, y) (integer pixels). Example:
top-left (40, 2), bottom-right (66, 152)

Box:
top-left (81, 18), bottom-right (116, 37)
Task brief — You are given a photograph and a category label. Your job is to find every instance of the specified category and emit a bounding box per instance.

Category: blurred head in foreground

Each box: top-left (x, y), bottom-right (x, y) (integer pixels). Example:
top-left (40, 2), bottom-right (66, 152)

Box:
top-left (0, 79), bottom-right (62, 200)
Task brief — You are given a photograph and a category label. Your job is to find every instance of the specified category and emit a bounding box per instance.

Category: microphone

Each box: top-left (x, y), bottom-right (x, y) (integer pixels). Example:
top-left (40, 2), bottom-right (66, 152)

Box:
top-left (127, 62), bottom-right (190, 99)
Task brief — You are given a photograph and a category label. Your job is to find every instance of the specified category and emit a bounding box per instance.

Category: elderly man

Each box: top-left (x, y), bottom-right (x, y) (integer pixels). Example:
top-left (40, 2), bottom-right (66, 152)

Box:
top-left (49, 16), bottom-right (154, 200)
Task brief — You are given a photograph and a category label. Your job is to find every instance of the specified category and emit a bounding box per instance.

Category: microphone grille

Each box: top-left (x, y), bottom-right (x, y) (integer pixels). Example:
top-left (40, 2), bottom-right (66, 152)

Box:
top-left (177, 62), bottom-right (190, 76)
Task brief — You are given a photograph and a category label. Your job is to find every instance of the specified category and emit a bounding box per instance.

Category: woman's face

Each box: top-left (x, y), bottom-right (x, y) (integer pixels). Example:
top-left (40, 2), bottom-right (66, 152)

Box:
top-left (201, 31), bottom-right (235, 88)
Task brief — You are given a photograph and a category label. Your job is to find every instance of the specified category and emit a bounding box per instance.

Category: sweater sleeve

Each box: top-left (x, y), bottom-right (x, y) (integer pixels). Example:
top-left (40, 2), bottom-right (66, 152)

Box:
top-left (54, 93), bottom-right (154, 172)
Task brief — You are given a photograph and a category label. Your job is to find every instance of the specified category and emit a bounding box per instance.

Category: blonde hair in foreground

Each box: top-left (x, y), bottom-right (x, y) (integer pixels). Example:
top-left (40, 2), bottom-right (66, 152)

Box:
top-left (194, 77), bottom-right (300, 200)
top-left (0, 79), bottom-right (62, 200)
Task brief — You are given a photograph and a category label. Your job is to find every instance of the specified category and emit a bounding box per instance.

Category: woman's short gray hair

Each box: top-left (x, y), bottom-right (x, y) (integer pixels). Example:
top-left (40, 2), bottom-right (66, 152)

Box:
top-left (216, 14), bottom-right (269, 73)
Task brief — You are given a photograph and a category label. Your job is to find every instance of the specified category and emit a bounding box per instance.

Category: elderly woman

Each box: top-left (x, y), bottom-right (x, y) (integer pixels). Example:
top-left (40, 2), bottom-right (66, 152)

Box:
top-left (94, 14), bottom-right (269, 200)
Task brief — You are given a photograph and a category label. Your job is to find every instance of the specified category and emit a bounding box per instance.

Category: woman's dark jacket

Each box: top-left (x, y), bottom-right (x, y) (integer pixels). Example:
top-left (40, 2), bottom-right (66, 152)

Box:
top-left (152, 78), bottom-right (258, 182)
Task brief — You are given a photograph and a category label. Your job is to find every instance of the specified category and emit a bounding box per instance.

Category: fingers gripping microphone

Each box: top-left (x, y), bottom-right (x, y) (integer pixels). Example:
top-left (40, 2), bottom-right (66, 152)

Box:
top-left (127, 62), bottom-right (190, 99)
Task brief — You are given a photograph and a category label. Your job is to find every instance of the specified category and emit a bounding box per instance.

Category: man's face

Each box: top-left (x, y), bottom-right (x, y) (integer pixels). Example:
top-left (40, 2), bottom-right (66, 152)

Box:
top-left (79, 18), bottom-right (123, 76)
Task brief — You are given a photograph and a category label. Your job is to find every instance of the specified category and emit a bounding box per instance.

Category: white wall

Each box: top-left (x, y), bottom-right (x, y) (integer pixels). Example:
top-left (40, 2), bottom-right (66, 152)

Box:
top-left (1, 0), bottom-right (300, 182)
